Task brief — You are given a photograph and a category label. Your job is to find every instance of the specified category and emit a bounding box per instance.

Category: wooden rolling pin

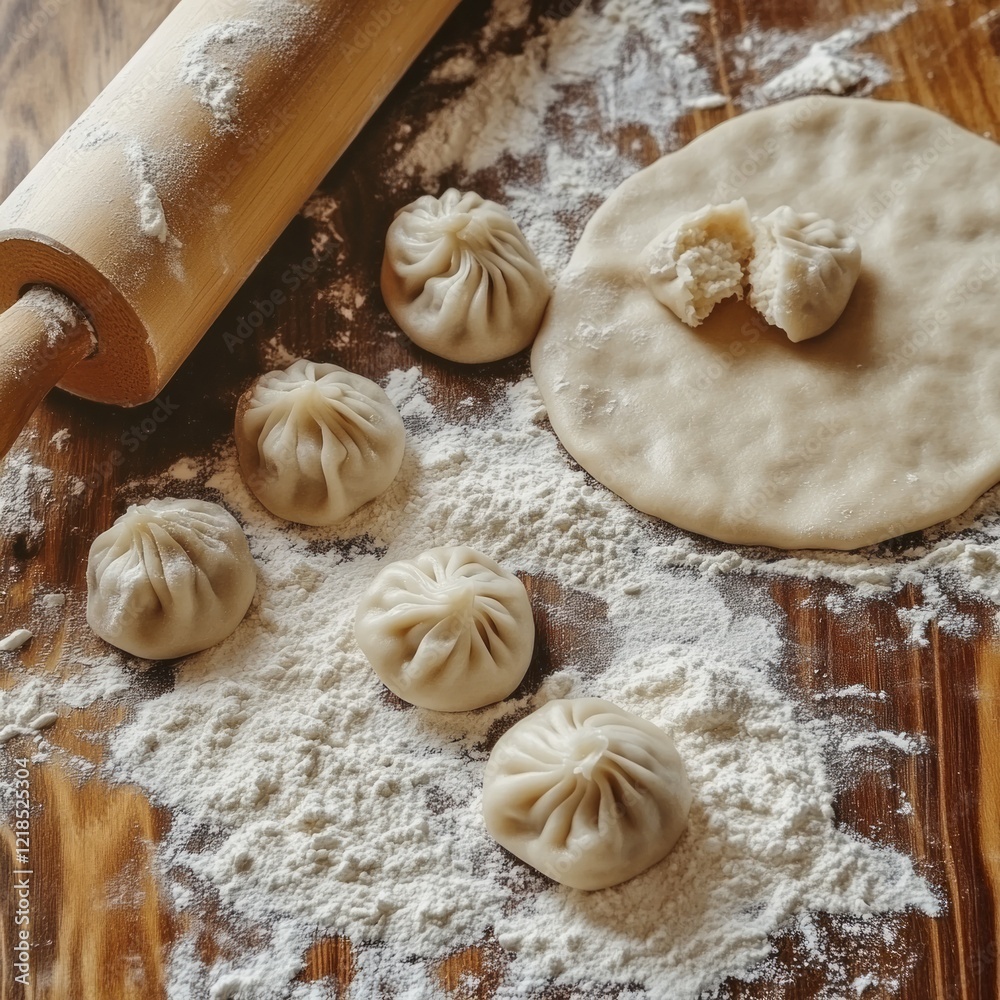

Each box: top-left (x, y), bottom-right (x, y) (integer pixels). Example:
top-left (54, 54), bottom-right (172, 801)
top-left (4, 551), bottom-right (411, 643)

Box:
top-left (0, 0), bottom-right (460, 458)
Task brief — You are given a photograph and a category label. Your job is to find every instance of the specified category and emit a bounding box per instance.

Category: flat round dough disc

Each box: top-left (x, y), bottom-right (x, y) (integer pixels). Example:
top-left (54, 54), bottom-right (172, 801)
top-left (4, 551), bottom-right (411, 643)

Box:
top-left (531, 97), bottom-right (1000, 550)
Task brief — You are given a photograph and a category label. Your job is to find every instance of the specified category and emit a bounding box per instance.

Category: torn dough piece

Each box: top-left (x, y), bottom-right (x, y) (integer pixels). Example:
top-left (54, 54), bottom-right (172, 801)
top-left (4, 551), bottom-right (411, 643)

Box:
top-left (642, 200), bottom-right (861, 341)
top-left (482, 698), bottom-right (692, 890)
top-left (640, 198), bottom-right (753, 327)
top-left (748, 206), bottom-right (862, 343)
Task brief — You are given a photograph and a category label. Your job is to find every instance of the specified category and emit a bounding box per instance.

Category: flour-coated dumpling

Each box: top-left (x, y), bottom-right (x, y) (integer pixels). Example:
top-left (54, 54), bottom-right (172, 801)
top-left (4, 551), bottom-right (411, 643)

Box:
top-left (482, 698), bottom-right (692, 891)
top-left (87, 498), bottom-right (257, 660)
top-left (640, 198), bottom-right (753, 327)
top-left (381, 188), bottom-right (551, 364)
top-left (235, 359), bottom-right (405, 526)
top-left (354, 545), bottom-right (534, 712)
top-left (747, 205), bottom-right (862, 342)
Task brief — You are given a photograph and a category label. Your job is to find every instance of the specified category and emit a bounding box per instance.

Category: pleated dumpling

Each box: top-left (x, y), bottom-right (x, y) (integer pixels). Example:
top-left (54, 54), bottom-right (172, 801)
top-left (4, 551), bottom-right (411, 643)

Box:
top-left (235, 359), bottom-right (405, 526)
top-left (381, 188), bottom-right (551, 364)
top-left (747, 206), bottom-right (862, 342)
top-left (482, 698), bottom-right (692, 890)
top-left (354, 545), bottom-right (534, 712)
top-left (86, 498), bottom-right (257, 660)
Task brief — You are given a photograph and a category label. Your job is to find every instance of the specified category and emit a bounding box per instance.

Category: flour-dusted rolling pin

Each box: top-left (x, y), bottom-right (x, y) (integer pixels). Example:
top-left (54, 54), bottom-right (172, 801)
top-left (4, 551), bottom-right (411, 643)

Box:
top-left (0, 0), bottom-right (461, 458)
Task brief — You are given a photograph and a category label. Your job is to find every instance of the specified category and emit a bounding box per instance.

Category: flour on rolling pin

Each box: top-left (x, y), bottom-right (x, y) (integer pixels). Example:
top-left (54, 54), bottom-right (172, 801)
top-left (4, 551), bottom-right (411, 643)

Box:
top-left (19, 288), bottom-right (96, 352)
top-left (179, 0), bottom-right (315, 130)
top-left (124, 2), bottom-right (313, 260)
top-left (0, 0), bottom-right (465, 420)
top-left (124, 141), bottom-right (181, 248)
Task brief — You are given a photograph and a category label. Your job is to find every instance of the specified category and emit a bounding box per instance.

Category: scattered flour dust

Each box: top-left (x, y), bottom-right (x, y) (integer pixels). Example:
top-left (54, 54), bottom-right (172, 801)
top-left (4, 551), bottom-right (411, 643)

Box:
top-left (179, 2), bottom-right (314, 129)
top-left (298, 192), bottom-right (366, 337)
top-left (745, 6), bottom-right (918, 103)
top-left (124, 141), bottom-right (177, 245)
top-left (0, 652), bottom-right (132, 749)
top-left (0, 0), bottom-right (960, 996)
top-left (650, 521), bottom-right (999, 647)
top-left (135, 181), bottom-right (170, 243)
top-left (123, 141), bottom-right (187, 282)
top-left (19, 287), bottom-right (95, 350)
top-left (389, 0), bottom-right (917, 277)
top-left (0, 450), bottom-right (54, 549)
top-left (0, 676), bottom-right (57, 746)
top-left (103, 373), bottom-right (938, 999)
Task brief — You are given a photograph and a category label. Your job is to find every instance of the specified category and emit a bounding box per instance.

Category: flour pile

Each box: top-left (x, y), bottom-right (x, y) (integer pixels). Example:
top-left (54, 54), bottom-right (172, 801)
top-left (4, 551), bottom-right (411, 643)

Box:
top-left (390, 0), bottom-right (915, 276)
top-left (102, 373), bottom-right (938, 998)
top-left (746, 7), bottom-right (917, 103)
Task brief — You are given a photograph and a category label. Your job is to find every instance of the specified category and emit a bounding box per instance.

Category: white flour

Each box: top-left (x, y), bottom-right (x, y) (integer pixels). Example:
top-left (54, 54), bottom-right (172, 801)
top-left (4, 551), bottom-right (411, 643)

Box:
top-left (124, 141), bottom-right (174, 243)
top-left (0, 629), bottom-right (33, 653)
top-left (762, 43), bottom-right (876, 100)
top-left (0, 0), bottom-right (967, 995)
top-left (391, 0), bottom-right (916, 277)
top-left (0, 677), bottom-right (57, 746)
top-left (181, 21), bottom-right (269, 127)
top-left (0, 642), bottom-right (131, 749)
top-left (649, 519), bottom-right (1000, 646)
top-left (123, 140), bottom-right (186, 279)
top-left (0, 288), bottom-right (97, 387)
top-left (743, 8), bottom-right (917, 104)
top-left (0, 450), bottom-right (53, 550)
top-left (100, 373), bottom-right (937, 999)
top-left (179, 3), bottom-right (312, 129)
top-left (19, 286), bottom-right (95, 350)
top-left (395, 0), bottom-right (722, 274)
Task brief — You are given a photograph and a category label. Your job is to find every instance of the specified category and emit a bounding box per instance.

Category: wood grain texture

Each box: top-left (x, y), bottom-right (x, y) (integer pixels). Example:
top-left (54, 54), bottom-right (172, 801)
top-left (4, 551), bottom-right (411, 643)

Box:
top-left (2, 0), bottom-right (1000, 997)
top-left (0, 0), bottom-right (461, 410)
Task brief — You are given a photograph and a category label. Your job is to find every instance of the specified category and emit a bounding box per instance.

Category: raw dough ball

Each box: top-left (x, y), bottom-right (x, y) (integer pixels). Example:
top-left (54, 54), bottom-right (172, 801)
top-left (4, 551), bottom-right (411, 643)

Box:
top-left (747, 205), bottom-right (861, 342)
top-left (87, 498), bottom-right (256, 660)
top-left (381, 188), bottom-right (551, 364)
top-left (640, 198), bottom-right (753, 326)
top-left (482, 698), bottom-right (692, 891)
top-left (532, 98), bottom-right (1000, 549)
top-left (354, 545), bottom-right (534, 712)
top-left (235, 359), bottom-right (405, 526)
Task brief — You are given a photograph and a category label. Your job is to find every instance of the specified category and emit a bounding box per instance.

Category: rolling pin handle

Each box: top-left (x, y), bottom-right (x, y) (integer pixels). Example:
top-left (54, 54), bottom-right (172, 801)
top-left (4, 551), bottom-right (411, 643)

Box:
top-left (0, 288), bottom-right (96, 460)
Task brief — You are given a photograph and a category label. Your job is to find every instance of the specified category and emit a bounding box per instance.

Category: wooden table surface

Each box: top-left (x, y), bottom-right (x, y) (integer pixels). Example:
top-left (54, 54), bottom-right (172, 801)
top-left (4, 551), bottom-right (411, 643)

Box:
top-left (2, 1), bottom-right (1000, 997)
